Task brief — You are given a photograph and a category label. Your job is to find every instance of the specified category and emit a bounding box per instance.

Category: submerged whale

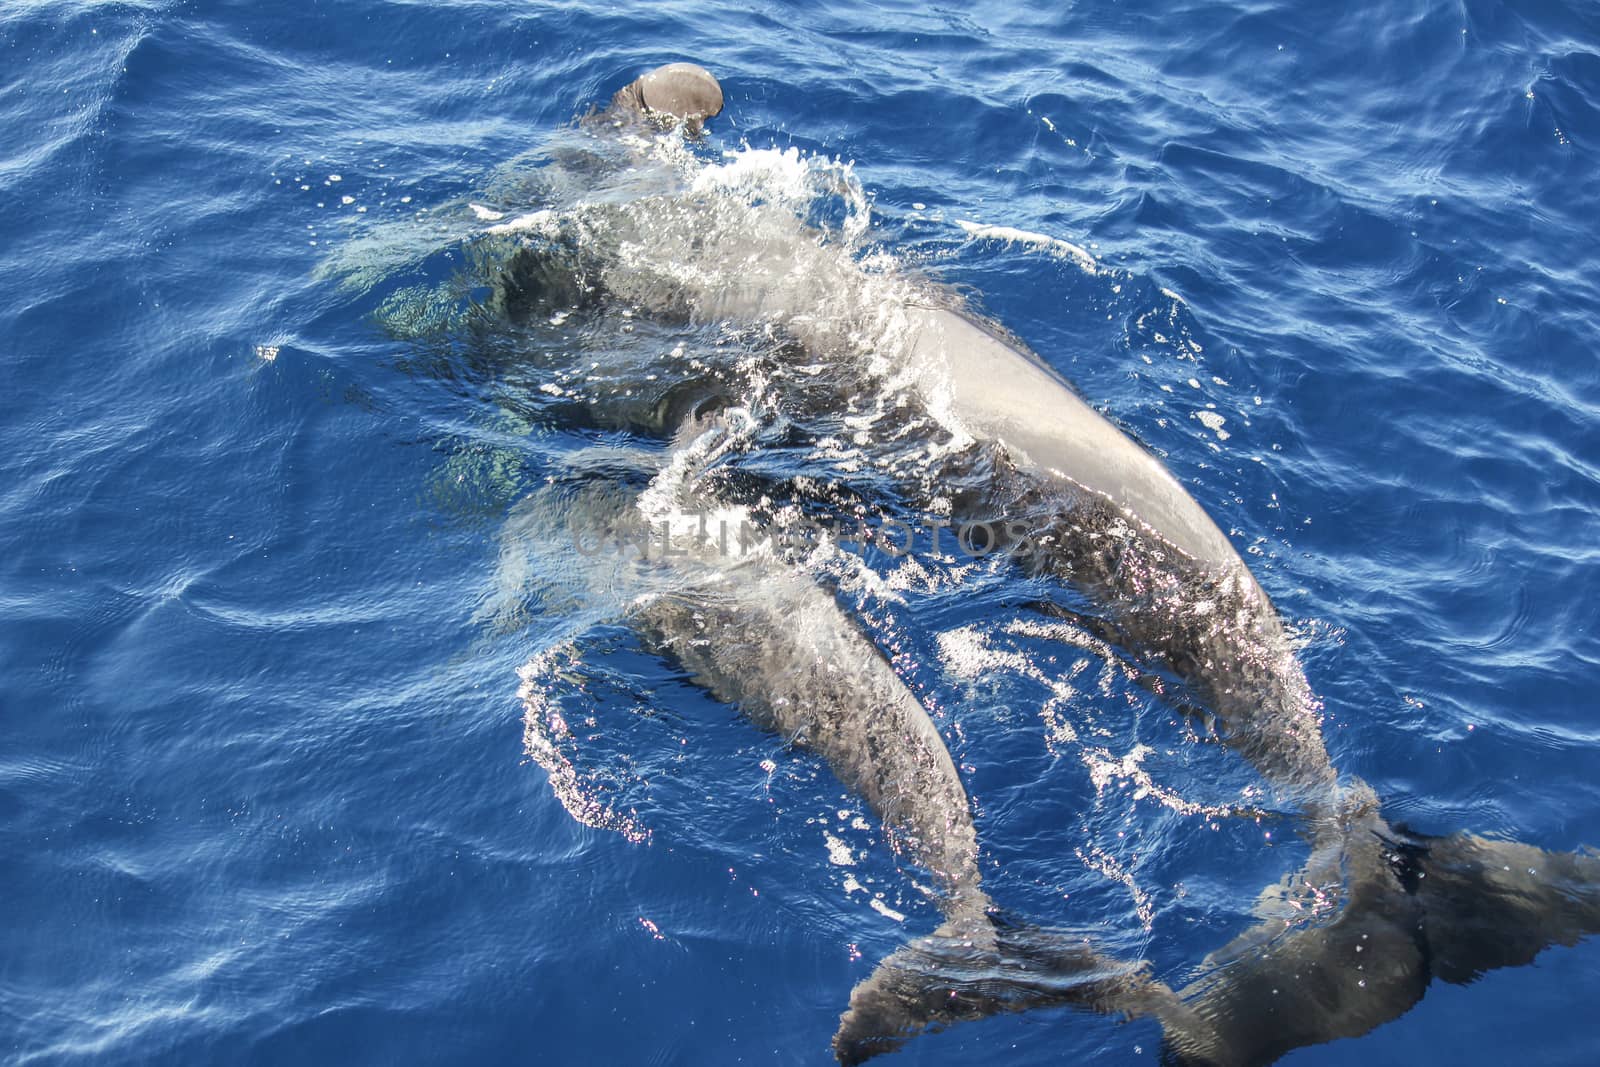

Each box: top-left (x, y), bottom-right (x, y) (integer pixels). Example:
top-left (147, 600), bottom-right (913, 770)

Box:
top-left (492, 64), bottom-right (1600, 1066)
top-left (502, 409), bottom-right (1189, 1059)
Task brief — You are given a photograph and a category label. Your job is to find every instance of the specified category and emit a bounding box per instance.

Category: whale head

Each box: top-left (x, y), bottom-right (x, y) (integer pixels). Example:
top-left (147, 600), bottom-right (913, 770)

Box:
top-left (608, 62), bottom-right (724, 128)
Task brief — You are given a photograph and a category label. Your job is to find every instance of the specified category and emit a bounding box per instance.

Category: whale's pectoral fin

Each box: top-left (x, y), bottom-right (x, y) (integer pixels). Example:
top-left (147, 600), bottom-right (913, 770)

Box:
top-left (1022, 599), bottom-right (1214, 727)
top-left (833, 917), bottom-right (1170, 1066)
top-left (1021, 597), bottom-right (1128, 648)
top-left (1405, 829), bottom-right (1600, 984)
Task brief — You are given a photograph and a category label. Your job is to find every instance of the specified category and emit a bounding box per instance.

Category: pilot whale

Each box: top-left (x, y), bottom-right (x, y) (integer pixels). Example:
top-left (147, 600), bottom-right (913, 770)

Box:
top-left (495, 64), bottom-right (1600, 1066)
top-left (502, 408), bottom-right (1197, 1061)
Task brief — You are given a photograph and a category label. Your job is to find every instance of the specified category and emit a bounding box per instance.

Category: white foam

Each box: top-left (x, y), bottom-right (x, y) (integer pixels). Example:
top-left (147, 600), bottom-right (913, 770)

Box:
top-left (954, 218), bottom-right (1097, 273)
top-left (517, 645), bottom-right (650, 844)
top-left (485, 208), bottom-right (557, 236)
top-left (868, 898), bottom-right (907, 922)
top-left (824, 832), bottom-right (856, 866)
top-left (1195, 409), bottom-right (1230, 440)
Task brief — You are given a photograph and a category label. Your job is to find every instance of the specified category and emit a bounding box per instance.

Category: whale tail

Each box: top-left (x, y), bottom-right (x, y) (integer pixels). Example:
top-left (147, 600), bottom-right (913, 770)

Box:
top-left (1155, 793), bottom-right (1600, 1066)
top-left (832, 914), bottom-right (1175, 1065)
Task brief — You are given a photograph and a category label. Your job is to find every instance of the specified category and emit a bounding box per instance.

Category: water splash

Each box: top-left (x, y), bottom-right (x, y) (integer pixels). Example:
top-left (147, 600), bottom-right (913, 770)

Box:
top-left (517, 642), bottom-right (651, 845)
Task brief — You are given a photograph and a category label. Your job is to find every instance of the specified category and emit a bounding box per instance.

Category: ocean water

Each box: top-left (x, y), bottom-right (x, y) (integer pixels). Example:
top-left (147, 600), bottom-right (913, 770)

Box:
top-left (4, 1), bottom-right (1599, 1064)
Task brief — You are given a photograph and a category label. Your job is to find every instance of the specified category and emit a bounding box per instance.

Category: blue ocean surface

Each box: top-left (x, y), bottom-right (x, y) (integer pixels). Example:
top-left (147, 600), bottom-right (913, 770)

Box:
top-left (4, 1), bottom-right (1599, 1064)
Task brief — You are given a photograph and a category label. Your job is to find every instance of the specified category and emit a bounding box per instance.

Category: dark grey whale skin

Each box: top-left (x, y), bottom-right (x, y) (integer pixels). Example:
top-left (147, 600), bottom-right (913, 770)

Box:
top-left (502, 66), bottom-right (1600, 1066)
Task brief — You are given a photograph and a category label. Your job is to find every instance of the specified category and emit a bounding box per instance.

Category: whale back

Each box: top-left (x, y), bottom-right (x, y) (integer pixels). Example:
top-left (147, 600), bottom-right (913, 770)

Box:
top-left (902, 305), bottom-right (1246, 572)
